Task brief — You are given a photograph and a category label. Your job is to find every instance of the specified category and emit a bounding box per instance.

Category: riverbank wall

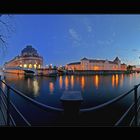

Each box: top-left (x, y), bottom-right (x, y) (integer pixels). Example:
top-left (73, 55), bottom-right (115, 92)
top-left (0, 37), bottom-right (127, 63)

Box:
top-left (66, 70), bottom-right (134, 75)
top-left (3, 69), bottom-right (25, 75)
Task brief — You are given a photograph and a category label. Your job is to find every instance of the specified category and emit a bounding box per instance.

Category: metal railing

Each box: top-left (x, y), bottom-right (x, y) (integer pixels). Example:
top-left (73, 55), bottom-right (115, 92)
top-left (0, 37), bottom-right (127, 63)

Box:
top-left (80, 84), bottom-right (140, 126)
top-left (0, 78), bottom-right (140, 126)
top-left (0, 79), bottom-right (63, 126)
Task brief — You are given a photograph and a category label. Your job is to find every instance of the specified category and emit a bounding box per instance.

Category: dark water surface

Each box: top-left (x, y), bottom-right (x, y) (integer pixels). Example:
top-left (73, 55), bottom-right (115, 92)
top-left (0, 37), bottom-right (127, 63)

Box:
top-left (2, 73), bottom-right (140, 126)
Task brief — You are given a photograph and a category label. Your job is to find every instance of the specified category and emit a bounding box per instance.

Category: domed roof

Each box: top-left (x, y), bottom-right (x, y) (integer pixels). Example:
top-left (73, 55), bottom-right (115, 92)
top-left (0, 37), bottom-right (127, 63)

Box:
top-left (21, 45), bottom-right (39, 57)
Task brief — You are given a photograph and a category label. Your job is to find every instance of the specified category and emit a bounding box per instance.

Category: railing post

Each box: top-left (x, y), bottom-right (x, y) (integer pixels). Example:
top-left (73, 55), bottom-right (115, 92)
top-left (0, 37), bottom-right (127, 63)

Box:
top-left (134, 85), bottom-right (138, 126)
top-left (60, 91), bottom-right (83, 122)
top-left (7, 86), bottom-right (10, 126)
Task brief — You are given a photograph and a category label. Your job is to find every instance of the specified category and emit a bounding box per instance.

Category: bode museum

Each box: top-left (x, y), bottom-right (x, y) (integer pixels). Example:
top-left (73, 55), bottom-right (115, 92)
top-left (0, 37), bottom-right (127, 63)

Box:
top-left (4, 45), bottom-right (43, 69)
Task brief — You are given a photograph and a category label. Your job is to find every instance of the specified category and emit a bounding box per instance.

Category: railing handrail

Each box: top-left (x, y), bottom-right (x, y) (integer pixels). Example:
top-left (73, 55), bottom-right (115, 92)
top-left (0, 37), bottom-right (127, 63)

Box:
top-left (0, 79), bottom-right (139, 126)
top-left (0, 80), bottom-right (63, 112)
top-left (80, 85), bottom-right (140, 112)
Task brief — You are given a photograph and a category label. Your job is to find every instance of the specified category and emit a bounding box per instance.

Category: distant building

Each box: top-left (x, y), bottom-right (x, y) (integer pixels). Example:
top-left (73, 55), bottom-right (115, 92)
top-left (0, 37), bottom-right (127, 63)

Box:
top-left (132, 65), bottom-right (140, 71)
top-left (66, 57), bottom-right (127, 71)
top-left (4, 45), bottom-right (43, 69)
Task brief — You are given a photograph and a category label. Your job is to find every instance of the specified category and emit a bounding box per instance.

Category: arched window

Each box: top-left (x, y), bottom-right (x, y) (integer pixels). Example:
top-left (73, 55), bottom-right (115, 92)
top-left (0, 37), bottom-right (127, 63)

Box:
top-left (29, 64), bottom-right (32, 68)
top-left (34, 64), bottom-right (37, 69)
top-left (23, 64), bottom-right (27, 68)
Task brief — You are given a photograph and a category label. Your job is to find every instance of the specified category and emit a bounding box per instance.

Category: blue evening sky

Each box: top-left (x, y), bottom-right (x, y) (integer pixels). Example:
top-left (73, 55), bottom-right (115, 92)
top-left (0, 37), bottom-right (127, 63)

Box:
top-left (1, 14), bottom-right (140, 66)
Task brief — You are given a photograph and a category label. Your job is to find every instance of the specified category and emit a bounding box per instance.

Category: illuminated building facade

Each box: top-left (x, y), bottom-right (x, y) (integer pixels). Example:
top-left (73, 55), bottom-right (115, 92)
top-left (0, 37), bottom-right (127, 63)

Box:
top-left (4, 45), bottom-right (43, 69)
top-left (66, 57), bottom-right (127, 71)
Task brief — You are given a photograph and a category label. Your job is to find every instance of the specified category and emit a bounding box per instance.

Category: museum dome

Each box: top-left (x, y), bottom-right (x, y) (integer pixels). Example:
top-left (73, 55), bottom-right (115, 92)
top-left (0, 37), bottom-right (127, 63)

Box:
top-left (21, 45), bottom-right (39, 57)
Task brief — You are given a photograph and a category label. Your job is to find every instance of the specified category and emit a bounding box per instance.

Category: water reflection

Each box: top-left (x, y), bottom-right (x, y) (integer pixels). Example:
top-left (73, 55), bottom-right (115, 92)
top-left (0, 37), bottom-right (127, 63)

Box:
top-left (33, 79), bottom-right (39, 96)
top-left (3, 73), bottom-right (140, 109)
top-left (27, 78), bottom-right (31, 89)
top-left (59, 76), bottom-right (63, 89)
top-left (112, 75), bottom-right (115, 88)
top-left (71, 75), bottom-right (74, 89)
top-left (115, 74), bottom-right (119, 87)
top-left (111, 74), bottom-right (119, 88)
top-left (49, 82), bottom-right (54, 94)
top-left (81, 76), bottom-right (85, 90)
top-left (65, 76), bottom-right (69, 90)
top-left (95, 75), bottom-right (99, 89)
top-left (129, 74), bottom-right (133, 85)
top-left (120, 74), bottom-right (124, 87)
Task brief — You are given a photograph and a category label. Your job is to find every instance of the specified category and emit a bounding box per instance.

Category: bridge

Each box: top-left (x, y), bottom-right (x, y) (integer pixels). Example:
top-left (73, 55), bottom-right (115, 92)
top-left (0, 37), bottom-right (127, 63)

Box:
top-left (3, 67), bottom-right (37, 75)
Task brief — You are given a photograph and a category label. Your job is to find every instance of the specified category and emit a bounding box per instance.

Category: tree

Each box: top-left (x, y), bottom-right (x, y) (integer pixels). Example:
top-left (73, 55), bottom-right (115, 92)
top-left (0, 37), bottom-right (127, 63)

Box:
top-left (0, 15), bottom-right (15, 57)
top-left (127, 65), bottom-right (135, 71)
top-left (53, 66), bottom-right (57, 70)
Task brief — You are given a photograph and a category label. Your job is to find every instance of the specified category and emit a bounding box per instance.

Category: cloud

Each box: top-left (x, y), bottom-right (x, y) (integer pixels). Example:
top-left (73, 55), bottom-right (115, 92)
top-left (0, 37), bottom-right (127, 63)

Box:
top-left (97, 39), bottom-right (114, 46)
top-left (87, 25), bottom-right (93, 32)
top-left (82, 18), bottom-right (93, 33)
top-left (69, 28), bottom-right (81, 41)
top-left (132, 49), bottom-right (140, 53)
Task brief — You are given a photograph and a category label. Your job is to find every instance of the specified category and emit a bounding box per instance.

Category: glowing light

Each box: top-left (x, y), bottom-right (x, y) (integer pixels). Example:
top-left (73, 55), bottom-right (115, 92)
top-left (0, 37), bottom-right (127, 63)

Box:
top-left (112, 75), bottom-right (115, 88)
top-left (93, 66), bottom-right (99, 70)
top-left (33, 80), bottom-right (39, 96)
top-left (59, 76), bottom-right (63, 89)
top-left (38, 65), bottom-right (41, 68)
top-left (19, 64), bottom-right (22, 67)
top-left (33, 64), bottom-right (36, 69)
top-left (65, 76), bottom-right (69, 90)
top-left (120, 74), bottom-right (124, 87)
top-left (81, 76), bottom-right (85, 90)
top-left (115, 74), bottom-right (119, 87)
top-left (71, 75), bottom-right (74, 89)
top-left (29, 64), bottom-right (32, 68)
top-left (49, 82), bottom-right (54, 94)
top-left (23, 64), bottom-right (27, 68)
top-left (95, 75), bottom-right (99, 89)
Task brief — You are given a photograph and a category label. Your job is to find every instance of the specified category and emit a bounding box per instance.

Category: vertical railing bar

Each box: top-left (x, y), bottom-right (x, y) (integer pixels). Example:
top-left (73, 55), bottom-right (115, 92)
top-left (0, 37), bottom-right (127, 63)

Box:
top-left (1, 90), bottom-right (7, 102)
top-left (1, 78), bottom-right (139, 127)
top-left (9, 114), bottom-right (16, 126)
top-left (114, 103), bottom-right (135, 126)
top-left (0, 106), bottom-right (7, 125)
top-left (134, 85), bottom-right (138, 126)
top-left (1, 90), bottom-right (16, 126)
top-left (10, 101), bottom-right (31, 126)
top-left (1, 94), bottom-right (8, 111)
top-left (129, 117), bottom-right (134, 126)
top-left (6, 86), bottom-right (10, 126)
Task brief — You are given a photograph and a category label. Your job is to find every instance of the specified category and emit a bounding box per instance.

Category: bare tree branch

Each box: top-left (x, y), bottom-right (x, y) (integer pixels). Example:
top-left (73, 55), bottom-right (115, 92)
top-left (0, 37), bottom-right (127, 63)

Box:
top-left (0, 15), bottom-right (14, 59)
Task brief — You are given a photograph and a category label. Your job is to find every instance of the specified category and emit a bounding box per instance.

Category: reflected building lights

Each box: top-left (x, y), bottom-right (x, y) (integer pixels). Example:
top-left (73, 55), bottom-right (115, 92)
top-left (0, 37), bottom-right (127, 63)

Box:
top-left (115, 74), bottom-right (119, 87)
top-left (59, 76), bottom-right (63, 89)
top-left (95, 75), bottom-right (99, 89)
top-left (49, 82), bottom-right (54, 94)
top-left (71, 75), bottom-right (74, 89)
top-left (112, 75), bottom-right (115, 88)
top-left (33, 79), bottom-right (39, 97)
top-left (81, 76), bottom-right (85, 90)
top-left (120, 74), bottom-right (124, 87)
top-left (65, 76), bottom-right (69, 90)
top-left (27, 78), bottom-right (31, 89)
top-left (112, 74), bottom-right (119, 88)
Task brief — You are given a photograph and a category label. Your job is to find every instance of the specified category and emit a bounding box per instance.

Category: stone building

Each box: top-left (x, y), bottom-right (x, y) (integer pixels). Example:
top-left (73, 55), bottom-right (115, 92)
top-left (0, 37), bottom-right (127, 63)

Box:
top-left (4, 45), bottom-right (43, 69)
top-left (66, 57), bottom-right (127, 71)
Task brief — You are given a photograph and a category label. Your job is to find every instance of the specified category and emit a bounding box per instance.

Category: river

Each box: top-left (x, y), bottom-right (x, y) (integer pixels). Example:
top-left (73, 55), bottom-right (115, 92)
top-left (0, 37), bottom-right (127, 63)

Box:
top-left (1, 72), bottom-right (140, 126)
